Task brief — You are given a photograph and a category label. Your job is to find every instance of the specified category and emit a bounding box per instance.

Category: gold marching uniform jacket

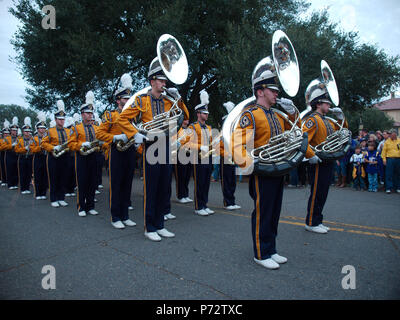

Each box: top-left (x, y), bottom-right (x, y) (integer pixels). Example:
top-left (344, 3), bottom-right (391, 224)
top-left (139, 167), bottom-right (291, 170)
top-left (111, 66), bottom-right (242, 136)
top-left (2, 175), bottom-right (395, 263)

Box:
top-left (68, 123), bottom-right (97, 152)
top-left (117, 91), bottom-right (190, 140)
top-left (301, 111), bottom-right (348, 159)
top-left (2, 136), bottom-right (19, 151)
top-left (186, 122), bottom-right (213, 154)
top-left (233, 103), bottom-right (296, 169)
top-left (41, 127), bottom-right (70, 153)
top-left (96, 110), bottom-right (124, 160)
top-left (14, 137), bottom-right (35, 154)
top-left (30, 135), bottom-right (47, 154)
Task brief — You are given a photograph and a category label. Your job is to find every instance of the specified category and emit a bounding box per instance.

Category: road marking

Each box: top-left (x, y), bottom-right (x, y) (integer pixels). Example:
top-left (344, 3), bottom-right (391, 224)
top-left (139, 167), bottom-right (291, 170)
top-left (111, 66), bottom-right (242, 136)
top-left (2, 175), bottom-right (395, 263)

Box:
top-left (175, 202), bottom-right (400, 240)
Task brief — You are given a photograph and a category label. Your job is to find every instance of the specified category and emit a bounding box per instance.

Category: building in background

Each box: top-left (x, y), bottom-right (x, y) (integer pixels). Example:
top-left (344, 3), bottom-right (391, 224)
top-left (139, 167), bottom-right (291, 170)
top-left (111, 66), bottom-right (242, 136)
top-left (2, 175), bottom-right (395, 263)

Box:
top-left (373, 93), bottom-right (400, 134)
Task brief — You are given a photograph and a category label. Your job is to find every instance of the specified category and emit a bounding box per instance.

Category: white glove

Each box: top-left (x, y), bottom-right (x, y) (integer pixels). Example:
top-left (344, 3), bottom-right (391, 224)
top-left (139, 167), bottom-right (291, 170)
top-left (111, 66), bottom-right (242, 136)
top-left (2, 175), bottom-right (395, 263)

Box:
top-left (277, 98), bottom-right (296, 115)
top-left (134, 132), bottom-right (148, 144)
top-left (53, 145), bottom-right (62, 152)
top-left (331, 107), bottom-right (344, 120)
top-left (12, 142), bottom-right (17, 147)
top-left (25, 145), bottom-right (30, 151)
top-left (165, 87), bottom-right (181, 100)
top-left (113, 133), bottom-right (128, 143)
top-left (176, 141), bottom-right (181, 149)
top-left (81, 142), bottom-right (91, 148)
top-left (200, 146), bottom-right (209, 153)
top-left (309, 155), bottom-right (322, 164)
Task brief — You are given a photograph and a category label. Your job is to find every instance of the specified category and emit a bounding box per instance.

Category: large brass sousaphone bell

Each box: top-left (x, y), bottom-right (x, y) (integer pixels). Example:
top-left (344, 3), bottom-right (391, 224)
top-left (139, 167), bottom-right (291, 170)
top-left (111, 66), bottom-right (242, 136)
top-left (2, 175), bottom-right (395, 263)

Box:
top-left (117, 34), bottom-right (188, 151)
top-left (222, 30), bottom-right (308, 177)
top-left (301, 60), bottom-right (351, 160)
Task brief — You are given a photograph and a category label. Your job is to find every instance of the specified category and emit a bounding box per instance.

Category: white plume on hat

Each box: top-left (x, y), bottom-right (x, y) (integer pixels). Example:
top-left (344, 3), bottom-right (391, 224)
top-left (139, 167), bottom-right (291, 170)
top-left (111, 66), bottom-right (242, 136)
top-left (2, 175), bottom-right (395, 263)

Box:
top-left (64, 116), bottom-right (73, 128)
top-left (73, 113), bottom-right (80, 123)
top-left (56, 100), bottom-right (65, 112)
top-left (24, 116), bottom-right (31, 127)
top-left (85, 90), bottom-right (95, 105)
top-left (223, 101), bottom-right (235, 114)
top-left (200, 90), bottom-right (209, 105)
top-left (37, 111), bottom-right (46, 122)
top-left (120, 73), bottom-right (133, 90)
top-left (12, 116), bottom-right (18, 126)
top-left (94, 113), bottom-right (100, 122)
top-left (18, 128), bottom-right (22, 135)
top-left (4, 119), bottom-right (10, 129)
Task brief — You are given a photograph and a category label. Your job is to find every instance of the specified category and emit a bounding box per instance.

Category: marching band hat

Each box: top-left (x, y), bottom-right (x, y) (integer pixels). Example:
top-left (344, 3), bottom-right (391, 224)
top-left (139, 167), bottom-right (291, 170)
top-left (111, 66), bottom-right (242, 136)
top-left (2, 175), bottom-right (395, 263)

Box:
top-left (115, 73), bottom-right (133, 99)
top-left (54, 100), bottom-right (66, 119)
top-left (22, 117), bottom-right (32, 132)
top-left (10, 116), bottom-right (19, 130)
top-left (35, 111), bottom-right (47, 129)
top-left (305, 80), bottom-right (333, 107)
top-left (73, 113), bottom-right (81, 124)
top-left (80, 90), bottom-right (95, 113)
top-left (194, 90), bottom-right (210, 114)
top-left (2, 119), bottom-right (10, 134)
top-left (252, 56), bottom-right (280, 92)
top-left (148, 57), bottom-right (168, 81)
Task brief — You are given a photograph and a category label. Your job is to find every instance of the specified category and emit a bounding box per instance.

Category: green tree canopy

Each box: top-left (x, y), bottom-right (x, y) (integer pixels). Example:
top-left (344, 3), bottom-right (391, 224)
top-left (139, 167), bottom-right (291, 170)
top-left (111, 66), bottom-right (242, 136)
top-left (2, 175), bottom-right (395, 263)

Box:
top-left (0, 104), bottom-right (39, 130)
top-left (10, 0), bottom-right (400, 129)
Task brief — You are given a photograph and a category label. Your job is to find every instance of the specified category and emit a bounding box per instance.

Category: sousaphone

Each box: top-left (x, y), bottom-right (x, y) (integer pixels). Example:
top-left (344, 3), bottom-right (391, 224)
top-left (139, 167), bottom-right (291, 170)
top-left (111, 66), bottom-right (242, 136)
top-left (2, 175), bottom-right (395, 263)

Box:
top-left (222, 30), bottom-right (308, 177)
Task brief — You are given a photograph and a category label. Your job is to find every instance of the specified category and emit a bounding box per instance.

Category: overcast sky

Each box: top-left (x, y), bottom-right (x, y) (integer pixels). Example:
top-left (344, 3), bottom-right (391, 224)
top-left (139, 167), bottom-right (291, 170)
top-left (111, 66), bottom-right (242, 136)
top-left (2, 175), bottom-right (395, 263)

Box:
top-left (0, 0), bottom-right (399, 108)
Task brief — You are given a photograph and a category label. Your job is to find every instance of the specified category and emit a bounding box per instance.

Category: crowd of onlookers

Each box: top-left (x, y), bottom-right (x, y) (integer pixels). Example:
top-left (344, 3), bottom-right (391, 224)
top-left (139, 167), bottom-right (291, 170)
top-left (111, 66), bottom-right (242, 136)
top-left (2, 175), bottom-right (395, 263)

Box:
top-left (210, 128), bottom-right (400, 194)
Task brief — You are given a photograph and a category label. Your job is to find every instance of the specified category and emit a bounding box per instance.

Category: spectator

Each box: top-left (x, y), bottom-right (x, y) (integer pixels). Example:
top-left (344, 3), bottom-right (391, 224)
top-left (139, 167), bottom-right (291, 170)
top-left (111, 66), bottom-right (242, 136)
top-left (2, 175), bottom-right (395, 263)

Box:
top-left (364, 142), bottom-right (379, 192)
top-left (381, 129), bottom-right (400, 194)
top-left (350, 146), bottom-right (365, 191)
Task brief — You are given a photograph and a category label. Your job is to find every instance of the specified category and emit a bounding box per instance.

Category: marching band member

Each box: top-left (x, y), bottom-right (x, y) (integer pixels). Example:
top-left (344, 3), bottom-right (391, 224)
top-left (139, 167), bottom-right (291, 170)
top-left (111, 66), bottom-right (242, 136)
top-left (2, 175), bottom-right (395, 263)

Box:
top-left (64, 116), bottom-right (77, 198)
top-left (220, 102), bottom-right (241, 210)
top-left (93, 113), bottom-right (105, 192)
top-left (302, 86), bottom-right (348, 234)
top-left (174, 119), bottom-right (193, 204)
top-left (14, 117), bottom-right (34, 194)
top-left (188, 90), bottom-right (214, 216)
top-left (96, 73), bottom-right (137, 229)
top-left (30, 112), bottom-right (49, 200)
top-left (232, 64), bottom-right (298, 270)
top-left (117, 58), bottom-right (189, 241)
top-left (3, 117), bottom-right (20, 190)
top-left (68, 91), bottom-right (99, 217)
top-left (41, 100), bottom-right (70, 208)
top-left (0, 120), bottom-right (11, 186)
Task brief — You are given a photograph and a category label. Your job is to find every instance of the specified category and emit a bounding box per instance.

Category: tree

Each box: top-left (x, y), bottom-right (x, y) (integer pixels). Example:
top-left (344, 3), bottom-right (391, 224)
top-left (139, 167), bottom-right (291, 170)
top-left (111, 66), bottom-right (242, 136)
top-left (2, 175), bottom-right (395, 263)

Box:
top-left (346, 107), bottom-right (394, 135)
top-left (10, 0), bottom-right (309, 126)
top-left (10, 0), bottom-right (400, 129)
top-left (0, 104), bottom-right (39, 130)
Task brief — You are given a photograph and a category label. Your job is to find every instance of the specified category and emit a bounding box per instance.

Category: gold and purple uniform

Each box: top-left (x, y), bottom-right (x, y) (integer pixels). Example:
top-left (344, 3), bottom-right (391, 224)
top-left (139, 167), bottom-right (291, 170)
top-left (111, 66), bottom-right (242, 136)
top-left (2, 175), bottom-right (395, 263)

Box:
top-left (233, 102), bottom-right (296, 261)
top-left (3, 135), bottom-right (19, 188)
top-left (15, 136), bottom-right (34, 192)
top-left (41, 126), bottom-right (70, 203)
top-left (117, 90), bottom-right (189, 232)
top-left (31, 134), bottom-right (48, 198)
top-left (97, 110), bottom-right (136, 223)
top-left (301, 111), bottom-right (348, 227)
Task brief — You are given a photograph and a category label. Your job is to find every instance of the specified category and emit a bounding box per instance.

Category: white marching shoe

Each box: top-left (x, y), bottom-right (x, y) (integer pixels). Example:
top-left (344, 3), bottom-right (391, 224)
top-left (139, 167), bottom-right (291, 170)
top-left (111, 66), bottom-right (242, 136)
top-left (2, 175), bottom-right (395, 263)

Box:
top-left (177, 197), bottom-right (189, 203)
top-left (144, 231), bottom-right (162, 241)
top-left (233, 204), bottom-right (241, 209)
top-left (95, 190), bottom-right (100, 194)
top-left (128, 206), bottom-right (133, 210)
top-left (21, 190), bottom-right (31, 194)
top-left (88, 209), bottom-right (98, 215)
top-left (36, 196), bottom-right (41, 200)
top-left (318, 223), bottom-right (330, 231)
top-left (122, 219), bottom-right (136, 227)
top-left (195, 209), bottom-right (209, 216)
top-left (164, 213), bottom-right (176, 220)
top-left (111, 221), bottom-right (125, 229)
top-left (78, 211), bottom-right (87, 217)
top-left (98, 184), bottom-right (104, 189)
top-left (225, 205), bottom-right (236, 210)
top-left (156, 228), bottom-right (175, 238)
top-left (58, 201), bottom-right (68, 207)
top-left (305, 224), bottom-right (328, 234)
top-left (51, 201), bottom-right (60, 208)
top-left (271, 254), bottom-right (288, 264)
top-left (254, 257), bottom-right (280, 270)
top-left (205, 207), bottom-right (214, 215)
top-left (9, 186), bottom-right (18, 190)
top-left (184, 197), bottom-right (193, 202)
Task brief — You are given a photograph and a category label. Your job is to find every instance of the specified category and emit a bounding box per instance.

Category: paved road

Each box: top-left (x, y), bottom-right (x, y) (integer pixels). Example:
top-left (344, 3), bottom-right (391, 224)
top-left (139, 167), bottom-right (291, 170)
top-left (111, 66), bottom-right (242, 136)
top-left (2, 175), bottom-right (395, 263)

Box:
top-left (0, 173), bottom-right (399, 300)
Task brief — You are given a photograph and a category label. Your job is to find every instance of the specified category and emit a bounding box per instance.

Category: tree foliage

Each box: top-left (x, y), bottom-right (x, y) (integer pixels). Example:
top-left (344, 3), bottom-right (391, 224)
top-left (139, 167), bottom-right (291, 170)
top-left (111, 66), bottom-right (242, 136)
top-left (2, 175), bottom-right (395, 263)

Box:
top-left (9, 0), bottom-right (400, 129)
top-left (0, 104), bottom-right (39, 130)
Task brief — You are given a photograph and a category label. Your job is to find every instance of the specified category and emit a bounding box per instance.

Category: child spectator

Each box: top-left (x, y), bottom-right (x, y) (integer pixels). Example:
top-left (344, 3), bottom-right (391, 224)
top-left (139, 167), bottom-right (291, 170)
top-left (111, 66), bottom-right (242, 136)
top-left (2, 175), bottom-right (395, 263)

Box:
top-left (364, 142), bottom-right (379, 192)
top-left (350, 146), bottom-right (365, 191)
